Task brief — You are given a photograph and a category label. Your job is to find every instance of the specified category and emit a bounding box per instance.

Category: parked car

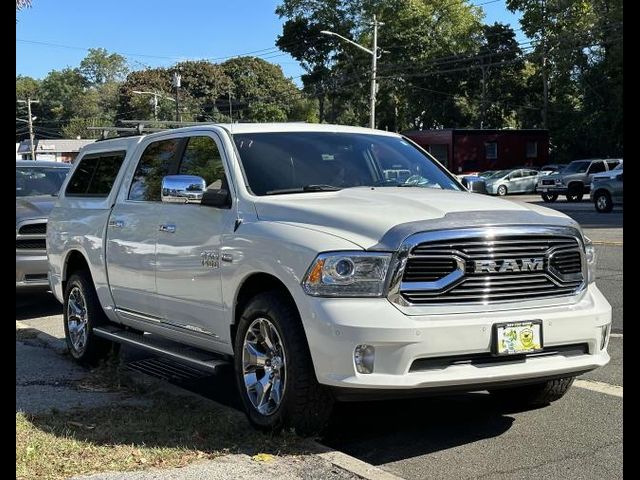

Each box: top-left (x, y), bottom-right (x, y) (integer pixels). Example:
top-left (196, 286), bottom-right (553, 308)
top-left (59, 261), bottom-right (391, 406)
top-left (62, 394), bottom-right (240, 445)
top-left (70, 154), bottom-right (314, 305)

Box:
top-left (16, 160), bottom-right (71, 290)
top-left (459, 175), bottom-right (488, 194)
top-left (484, 168), bottom-right (540, 196)
top-left (591, 171), bottom-right (623, 213)
top-left (537, 158), bottom-right (621, 203)
top-left (48, 123), bottom-right (610, 435)
top-left (539, 164), bottom-right (566, 176)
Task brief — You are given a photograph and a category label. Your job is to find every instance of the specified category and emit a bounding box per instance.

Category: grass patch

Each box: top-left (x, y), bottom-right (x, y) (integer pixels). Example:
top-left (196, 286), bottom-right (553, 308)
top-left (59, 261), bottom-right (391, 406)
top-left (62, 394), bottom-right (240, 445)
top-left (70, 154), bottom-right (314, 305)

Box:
top-left (16, 394), bottom-right (308, 480)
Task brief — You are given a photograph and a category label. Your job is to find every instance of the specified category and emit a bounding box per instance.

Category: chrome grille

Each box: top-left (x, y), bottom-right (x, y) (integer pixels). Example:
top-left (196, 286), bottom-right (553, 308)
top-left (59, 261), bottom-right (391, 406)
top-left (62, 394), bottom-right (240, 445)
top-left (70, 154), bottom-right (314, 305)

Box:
top-left (16, 220), bottom-right (47, 251)
top-left (399, 233), bottom-right (584, 305)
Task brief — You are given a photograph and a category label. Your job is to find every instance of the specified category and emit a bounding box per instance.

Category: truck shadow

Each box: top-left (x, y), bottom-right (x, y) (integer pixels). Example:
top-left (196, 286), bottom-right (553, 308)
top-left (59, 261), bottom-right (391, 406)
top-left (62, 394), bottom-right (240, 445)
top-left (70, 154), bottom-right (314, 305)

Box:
top-left (158, 362), bottom-right (525, 464)
top-left (16, 291), bottom-right (62, 320)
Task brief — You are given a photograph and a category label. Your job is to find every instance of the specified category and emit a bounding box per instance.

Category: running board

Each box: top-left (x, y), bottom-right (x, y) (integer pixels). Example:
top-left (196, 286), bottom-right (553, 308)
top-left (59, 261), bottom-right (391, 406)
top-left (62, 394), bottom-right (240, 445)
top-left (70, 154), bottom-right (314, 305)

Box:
top-left (93, 325), bottom-right (230, 373)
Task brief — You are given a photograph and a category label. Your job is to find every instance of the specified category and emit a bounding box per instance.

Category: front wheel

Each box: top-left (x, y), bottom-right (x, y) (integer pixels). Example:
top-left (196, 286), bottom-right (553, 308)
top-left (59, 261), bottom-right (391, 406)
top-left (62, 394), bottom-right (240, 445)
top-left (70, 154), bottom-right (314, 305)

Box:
top-left (594, 191), bottom-right (613, 213)
top-left (489, 376), bottom-right (575, 407)
top-left (63, 271), bottom-right (118, 365)
top-left (234, 291), bottom-right (333, 436)
top-left (541, 193), bottom-right (558, 203)
top-left (496, 185), bottom-right (508, 196)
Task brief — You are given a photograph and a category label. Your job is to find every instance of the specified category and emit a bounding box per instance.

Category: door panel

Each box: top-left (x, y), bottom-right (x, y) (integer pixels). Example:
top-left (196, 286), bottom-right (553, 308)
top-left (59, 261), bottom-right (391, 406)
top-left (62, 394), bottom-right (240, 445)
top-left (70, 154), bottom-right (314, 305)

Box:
top-left (155, 204), bottom-right (235, 338)
top-left (154, 133), bottom-right (234, 341)
top-left (105, 202), bottom-right (161, 317)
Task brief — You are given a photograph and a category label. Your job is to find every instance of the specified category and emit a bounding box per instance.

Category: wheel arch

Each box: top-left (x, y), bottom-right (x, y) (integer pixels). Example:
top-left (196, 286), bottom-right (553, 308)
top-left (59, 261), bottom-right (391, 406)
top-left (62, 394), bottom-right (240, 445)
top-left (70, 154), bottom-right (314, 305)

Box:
top-left (62, 249), bottom-right (91, 294)
top-left (231, 272), bottom-right (304, 350)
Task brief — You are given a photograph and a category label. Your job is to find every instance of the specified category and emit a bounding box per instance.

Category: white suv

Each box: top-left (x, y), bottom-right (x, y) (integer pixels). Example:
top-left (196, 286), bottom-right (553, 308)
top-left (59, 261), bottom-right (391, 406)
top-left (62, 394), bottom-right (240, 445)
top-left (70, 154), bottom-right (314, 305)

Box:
top-left (47, 123), bottom-right (611, 435)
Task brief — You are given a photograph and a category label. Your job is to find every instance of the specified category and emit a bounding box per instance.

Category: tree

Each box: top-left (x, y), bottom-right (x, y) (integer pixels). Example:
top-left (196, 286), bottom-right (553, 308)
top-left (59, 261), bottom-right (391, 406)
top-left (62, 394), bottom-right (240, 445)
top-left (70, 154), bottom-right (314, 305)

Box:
top-left (221, 57), bottom-right (301, 122)
top-left (79, 48), bottom-right (129, 85)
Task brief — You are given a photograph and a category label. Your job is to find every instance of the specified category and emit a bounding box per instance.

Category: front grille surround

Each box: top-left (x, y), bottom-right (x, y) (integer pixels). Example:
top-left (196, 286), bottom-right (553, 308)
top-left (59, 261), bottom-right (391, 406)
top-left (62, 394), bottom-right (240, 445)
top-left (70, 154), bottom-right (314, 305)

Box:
top-left (387, 226), bottom-right (587, 310)
top-left (16, 219), bottom-right (48, 252)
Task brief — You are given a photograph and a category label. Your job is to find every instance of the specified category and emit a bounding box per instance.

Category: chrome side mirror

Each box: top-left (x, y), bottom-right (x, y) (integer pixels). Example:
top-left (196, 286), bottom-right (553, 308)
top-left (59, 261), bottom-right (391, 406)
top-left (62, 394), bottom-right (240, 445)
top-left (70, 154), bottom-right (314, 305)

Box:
top-left (161, 175), bottom-right (206, 204)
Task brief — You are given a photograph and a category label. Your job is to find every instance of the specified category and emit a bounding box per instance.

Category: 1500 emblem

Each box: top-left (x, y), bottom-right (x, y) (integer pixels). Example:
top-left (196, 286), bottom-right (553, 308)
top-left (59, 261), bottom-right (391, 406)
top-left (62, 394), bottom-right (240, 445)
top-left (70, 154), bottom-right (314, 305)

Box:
top-left (201, 251), bottom-right (220, 268)
top-left (474, 258), bottom-right (544, 273)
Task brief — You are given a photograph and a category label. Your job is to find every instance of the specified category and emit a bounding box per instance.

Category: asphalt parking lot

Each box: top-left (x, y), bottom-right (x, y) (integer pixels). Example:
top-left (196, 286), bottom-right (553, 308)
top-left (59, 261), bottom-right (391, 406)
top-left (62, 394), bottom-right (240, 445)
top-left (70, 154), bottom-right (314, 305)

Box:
top-left (16, 195), bottom-right (622, 480)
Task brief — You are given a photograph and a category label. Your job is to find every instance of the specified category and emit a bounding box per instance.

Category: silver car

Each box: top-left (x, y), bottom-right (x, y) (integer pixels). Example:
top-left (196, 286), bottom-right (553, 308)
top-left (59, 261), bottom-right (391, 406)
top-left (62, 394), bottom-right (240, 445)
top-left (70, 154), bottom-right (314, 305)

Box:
top-left (485, 168), bottom-right (540, 196)
top-left (16, 160), bottom-right (71, 290)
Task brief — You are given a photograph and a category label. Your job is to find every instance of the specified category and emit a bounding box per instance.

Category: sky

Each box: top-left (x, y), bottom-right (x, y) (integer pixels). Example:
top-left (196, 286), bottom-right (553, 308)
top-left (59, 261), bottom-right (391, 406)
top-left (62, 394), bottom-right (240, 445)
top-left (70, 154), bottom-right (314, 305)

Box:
top-left (16, 0), bottom-right (524, 83)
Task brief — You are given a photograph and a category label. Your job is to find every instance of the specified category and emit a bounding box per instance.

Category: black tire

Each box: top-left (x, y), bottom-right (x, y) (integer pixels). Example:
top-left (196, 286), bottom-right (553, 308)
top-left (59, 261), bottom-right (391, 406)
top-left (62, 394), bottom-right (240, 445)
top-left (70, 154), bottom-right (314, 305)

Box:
top-left (63, 271), bottom-right (117, 365)
top-left (566, 184), bottom-right (584, 202)
top-left (234, 291), bottom-right (333, 436)
top-left (541, 193), bottom-right (558, 203)
top-left (497, 185), bottom-right (508, 196)
top-left (489, 376), bottom-right (575, 407)
top-left (594, 191), bottom-right (613, 213)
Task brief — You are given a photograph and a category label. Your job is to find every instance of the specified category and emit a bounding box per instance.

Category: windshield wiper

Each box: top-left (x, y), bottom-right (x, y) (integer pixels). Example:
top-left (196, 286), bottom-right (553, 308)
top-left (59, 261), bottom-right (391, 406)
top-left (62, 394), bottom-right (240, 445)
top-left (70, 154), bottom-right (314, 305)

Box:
top-left (265, 184), bottom-right (342, 195)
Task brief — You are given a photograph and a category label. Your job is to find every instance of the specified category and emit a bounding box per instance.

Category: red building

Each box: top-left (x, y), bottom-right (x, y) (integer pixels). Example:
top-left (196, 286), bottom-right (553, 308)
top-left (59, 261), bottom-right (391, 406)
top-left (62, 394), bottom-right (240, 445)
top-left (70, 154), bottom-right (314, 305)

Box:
top-left (403, 129), bottom-right (549, 174)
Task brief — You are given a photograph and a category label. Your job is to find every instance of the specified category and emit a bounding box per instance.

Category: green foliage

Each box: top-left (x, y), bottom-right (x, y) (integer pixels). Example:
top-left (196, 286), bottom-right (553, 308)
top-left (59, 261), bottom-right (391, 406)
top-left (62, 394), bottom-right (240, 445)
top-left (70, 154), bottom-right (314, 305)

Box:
top-left (79, 48), bottom-right (129, 85)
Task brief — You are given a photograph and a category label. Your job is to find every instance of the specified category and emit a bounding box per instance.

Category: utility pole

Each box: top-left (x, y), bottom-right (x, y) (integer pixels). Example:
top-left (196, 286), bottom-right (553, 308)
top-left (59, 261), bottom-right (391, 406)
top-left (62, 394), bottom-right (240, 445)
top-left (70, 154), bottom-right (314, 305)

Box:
top-left (541, 0), bottom-right (548, 129)
top-left (17, 97), bottom-right (39, 160)
top-left (172, 70), bottom-right (181, 122)
top-left (132, 90), bottom-right (175, 122)
top-left (321, 15), bottom-right (383, 129)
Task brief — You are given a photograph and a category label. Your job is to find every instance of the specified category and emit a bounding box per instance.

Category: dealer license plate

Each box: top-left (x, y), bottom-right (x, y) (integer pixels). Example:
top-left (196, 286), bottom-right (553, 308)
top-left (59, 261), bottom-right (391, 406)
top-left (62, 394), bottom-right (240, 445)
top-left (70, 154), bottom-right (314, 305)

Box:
top-left (494, 320), bottom-right (543, 355)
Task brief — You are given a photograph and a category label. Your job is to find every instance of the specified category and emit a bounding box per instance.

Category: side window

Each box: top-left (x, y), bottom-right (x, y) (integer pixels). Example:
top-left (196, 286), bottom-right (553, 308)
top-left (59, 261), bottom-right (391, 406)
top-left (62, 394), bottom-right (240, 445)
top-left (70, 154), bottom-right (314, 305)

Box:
top-left (588, 161), bottom-right (606, 174)
top-left (606, 160), bottom-right (620, 170)
top-left (128, 139), bottom-right (181, 201)
top-left (509, 170), bottom-right (523, 179)
top-left (178, 136), bottom-right (227, 190)
top-left (66, 151), bottom-right (126, 197)
top-left (485, 142), bottom-right (497, 160)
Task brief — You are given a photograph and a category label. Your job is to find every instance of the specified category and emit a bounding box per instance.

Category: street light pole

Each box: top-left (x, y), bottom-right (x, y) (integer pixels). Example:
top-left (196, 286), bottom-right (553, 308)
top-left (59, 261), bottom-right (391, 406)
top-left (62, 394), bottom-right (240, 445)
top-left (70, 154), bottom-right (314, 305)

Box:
top-left (369, 14), bottom-right (378, 130)
top-left (321, 15), bottom-right (382, 129)
top-left (173, 71), bottom-right (182, 122)
top-left (17, 97), bottom-right (39, 160)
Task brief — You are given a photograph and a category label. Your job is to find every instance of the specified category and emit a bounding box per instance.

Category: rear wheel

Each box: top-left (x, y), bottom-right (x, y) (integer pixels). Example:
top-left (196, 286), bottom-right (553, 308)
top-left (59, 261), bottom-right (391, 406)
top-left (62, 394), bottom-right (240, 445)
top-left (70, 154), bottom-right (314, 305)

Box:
top-left (234, 291), bottom-right (333, 436)
top-left (496, 185), bottom-right (508, 196)
top-left (490, 376), bottom-right (575, 407)
top-left (541, 193), bottom-right (558, 203)
top-left (594, 191), bottom-right (613, 213)
top-left (63, 271), bottom-right (118, 365)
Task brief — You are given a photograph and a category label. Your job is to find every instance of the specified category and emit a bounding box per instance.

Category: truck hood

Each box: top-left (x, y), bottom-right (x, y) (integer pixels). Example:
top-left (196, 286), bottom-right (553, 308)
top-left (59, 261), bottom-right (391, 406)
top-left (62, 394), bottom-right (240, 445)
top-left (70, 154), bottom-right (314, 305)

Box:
top-left (16, 195), bottom-right (56, 222)
top-left (253, 187), bottom-right (577, 249)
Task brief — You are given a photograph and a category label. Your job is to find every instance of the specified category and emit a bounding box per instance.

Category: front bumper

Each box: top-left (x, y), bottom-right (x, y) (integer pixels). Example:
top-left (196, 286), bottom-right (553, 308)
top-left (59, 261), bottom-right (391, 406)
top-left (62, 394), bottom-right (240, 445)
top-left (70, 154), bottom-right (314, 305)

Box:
top-left (537, 185), bottom-right (567, 194)
top-left (16, 251), bottom-right (50, 290)
top-left (301, 284), bottom-right (611, 392)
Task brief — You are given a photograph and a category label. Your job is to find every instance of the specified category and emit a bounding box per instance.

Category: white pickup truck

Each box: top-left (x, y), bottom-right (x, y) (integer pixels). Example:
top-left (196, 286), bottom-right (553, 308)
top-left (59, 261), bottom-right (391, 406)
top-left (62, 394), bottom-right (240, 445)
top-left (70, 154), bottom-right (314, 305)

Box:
top-left (47, 123), bottom-right (611, 435)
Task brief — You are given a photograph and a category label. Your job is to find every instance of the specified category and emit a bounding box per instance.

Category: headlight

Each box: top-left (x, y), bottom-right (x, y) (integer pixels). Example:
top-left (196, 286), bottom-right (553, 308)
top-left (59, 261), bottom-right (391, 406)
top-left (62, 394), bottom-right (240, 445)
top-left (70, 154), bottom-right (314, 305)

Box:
top-left (302, 252), bottom-right (392, 297)
top-left (555, 179), bottom-right (563, 185)
top-left (584, 236), bottom-right (596, 283)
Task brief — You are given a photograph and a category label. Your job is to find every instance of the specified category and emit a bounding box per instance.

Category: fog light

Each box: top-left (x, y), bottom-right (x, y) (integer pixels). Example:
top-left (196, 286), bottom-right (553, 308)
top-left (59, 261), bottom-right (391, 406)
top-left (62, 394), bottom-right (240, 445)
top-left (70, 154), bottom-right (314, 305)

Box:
top-left (601, 325), bottom-right (610, 350)
top-left (354, 345), bottom-right (375, 374)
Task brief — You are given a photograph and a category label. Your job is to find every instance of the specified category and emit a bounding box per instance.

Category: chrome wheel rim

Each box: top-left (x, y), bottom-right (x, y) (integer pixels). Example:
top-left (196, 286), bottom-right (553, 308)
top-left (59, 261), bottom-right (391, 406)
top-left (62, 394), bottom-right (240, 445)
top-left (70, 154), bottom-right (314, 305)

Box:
top-left (498, 186), bottom-right (506, 195)
top-left (67, 286), bottom-right (89, 354)
top-left (242, 317), bottom-right (286, 416)
top-left (597, 195), bottom-right (608, 210)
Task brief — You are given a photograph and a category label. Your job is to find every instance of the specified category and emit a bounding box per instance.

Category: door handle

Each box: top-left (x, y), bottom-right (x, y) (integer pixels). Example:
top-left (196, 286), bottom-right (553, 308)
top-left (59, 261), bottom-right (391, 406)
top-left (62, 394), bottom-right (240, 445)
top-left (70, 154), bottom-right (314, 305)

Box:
top-left (159, 224), bottom-right (176, 233)
top-left (108, 219), bottom-right (124, 228)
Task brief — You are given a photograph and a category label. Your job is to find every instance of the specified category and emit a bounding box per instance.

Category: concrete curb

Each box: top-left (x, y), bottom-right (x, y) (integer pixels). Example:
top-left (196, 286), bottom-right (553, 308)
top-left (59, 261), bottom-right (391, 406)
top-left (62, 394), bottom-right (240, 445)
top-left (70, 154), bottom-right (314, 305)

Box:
top-left (306, 442), bottom-right (404, 480)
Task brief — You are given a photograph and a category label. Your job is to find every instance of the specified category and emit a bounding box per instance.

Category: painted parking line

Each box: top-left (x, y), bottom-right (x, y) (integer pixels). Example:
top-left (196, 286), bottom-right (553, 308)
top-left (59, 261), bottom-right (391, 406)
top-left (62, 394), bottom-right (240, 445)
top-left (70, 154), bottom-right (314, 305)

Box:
top-left (610, 333), bottom-right (623, 338)
top-left (574, 379), bottom-right (623, 398)
top-left (592, 241), bottom-right (623, 246)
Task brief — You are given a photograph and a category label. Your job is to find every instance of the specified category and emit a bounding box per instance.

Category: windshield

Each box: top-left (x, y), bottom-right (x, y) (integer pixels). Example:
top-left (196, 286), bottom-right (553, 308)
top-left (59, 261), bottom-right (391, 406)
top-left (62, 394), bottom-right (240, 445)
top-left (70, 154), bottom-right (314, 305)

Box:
top-left (487, 169), bottom-right (510, 179)
top-left (564, 161), bottom-right (591, 174)
top-left (613, 163), bottom-right (623, 171)
top-left (478, 171), bottom-right (494, 177)
top-left (232, 132), bottom-right (462, 195)
top-left (16, 166), bottom-right (70, 197)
